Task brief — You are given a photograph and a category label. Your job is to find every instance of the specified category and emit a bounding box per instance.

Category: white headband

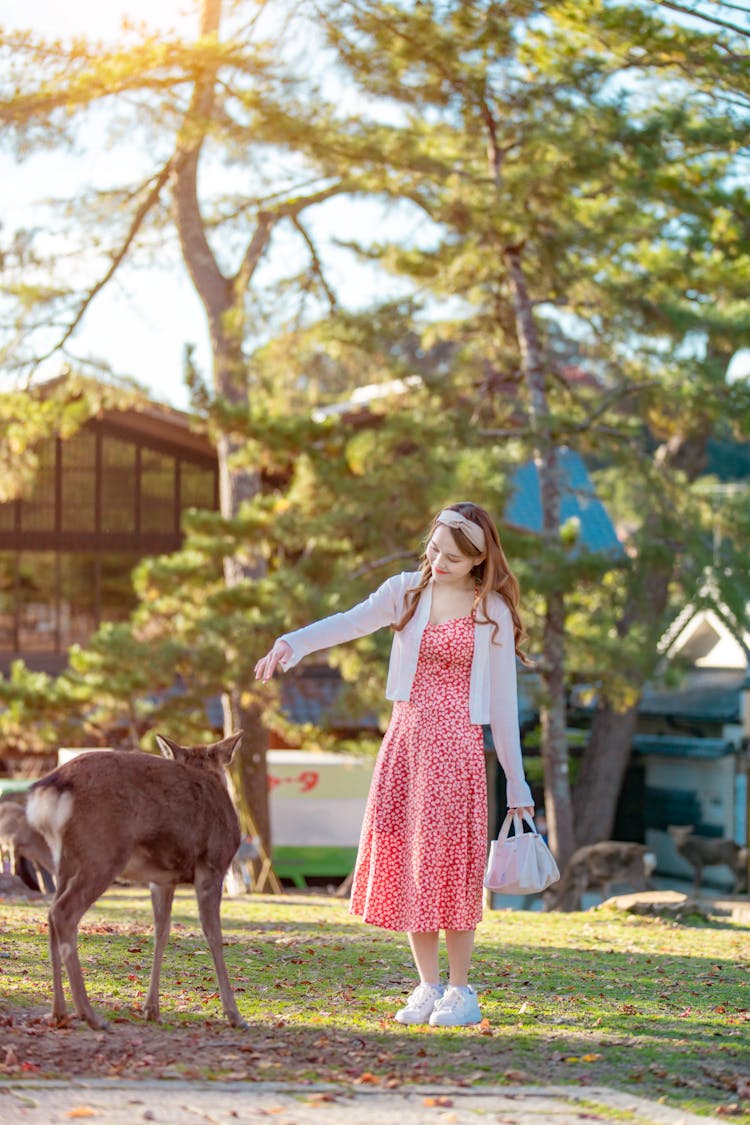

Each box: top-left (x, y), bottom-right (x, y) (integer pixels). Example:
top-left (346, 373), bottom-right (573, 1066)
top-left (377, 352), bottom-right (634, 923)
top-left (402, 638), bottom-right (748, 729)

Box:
top-left (437, 509), bottom-right (486, 552)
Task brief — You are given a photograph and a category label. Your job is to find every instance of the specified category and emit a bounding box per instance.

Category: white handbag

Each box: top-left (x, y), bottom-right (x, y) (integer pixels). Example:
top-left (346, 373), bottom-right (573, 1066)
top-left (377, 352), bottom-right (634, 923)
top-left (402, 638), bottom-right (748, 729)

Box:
top-left (484, 811), bottom-right (560, 894)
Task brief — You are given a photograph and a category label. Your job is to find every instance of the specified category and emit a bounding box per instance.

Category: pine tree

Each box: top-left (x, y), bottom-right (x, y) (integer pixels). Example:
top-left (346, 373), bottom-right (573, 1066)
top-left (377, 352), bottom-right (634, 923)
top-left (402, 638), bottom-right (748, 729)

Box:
top-left (1, 0), bottom-right (365, 845)
top-left (308, 0), bottom-right (750, 856)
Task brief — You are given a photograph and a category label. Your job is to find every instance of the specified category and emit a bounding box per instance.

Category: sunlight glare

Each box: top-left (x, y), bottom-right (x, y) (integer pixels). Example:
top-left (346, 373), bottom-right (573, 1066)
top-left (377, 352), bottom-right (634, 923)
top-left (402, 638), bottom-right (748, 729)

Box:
top-left (5, 0), bottom-right (195, 41)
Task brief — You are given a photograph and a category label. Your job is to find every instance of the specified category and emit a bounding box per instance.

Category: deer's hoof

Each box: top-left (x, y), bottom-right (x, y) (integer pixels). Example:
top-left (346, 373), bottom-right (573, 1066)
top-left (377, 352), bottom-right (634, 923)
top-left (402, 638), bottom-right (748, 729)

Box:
top-left (227, 1013), bottom-right (248, 1029)
top-left (47, 1011), bottom-right (73, 1029)
top-left (84, 1013), bottom-right (111, 1032)
top-left (144, 1008), bottom-right (161, 1023)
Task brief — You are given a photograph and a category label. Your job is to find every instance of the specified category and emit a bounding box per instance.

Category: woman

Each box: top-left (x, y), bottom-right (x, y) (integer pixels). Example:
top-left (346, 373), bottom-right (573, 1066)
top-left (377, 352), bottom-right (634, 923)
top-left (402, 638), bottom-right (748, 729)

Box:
top-left (254, 502), bottom-right (534, 1027)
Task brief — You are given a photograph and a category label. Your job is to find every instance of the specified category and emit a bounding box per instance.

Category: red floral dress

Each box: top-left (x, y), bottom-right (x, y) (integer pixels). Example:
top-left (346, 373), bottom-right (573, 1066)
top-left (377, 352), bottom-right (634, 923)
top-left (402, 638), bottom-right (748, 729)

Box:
top-left (350, 613), bottom-right (487, 932)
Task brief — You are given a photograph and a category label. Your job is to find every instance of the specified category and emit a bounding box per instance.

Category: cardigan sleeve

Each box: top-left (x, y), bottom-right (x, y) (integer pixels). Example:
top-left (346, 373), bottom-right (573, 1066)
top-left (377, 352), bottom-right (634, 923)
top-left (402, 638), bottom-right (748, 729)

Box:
top-left (279, 572), bottom-right (411, 670)
top-left (488, 601), bottom-right (534, 810)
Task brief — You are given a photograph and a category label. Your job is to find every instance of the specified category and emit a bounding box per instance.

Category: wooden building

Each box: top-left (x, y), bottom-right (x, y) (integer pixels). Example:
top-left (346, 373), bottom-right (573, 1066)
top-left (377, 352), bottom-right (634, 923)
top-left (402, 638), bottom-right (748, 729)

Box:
top-left (0, 400), bottom-right (218, 676)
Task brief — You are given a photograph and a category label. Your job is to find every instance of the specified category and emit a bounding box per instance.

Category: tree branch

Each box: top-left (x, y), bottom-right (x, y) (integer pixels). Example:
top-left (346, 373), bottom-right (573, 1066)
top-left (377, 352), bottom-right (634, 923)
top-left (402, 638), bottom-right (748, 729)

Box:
top-left (652, 0), bottom-right (750, 38)
top-left (351, 550), bottom-right (416, 578)
top-left (35, 162), bottom-right (172, 364)
top-left (232, 182), bottom-right (347, 294)
top-left (172, 0), bottom-right (229, 322)
top-left (290, 215), bottom-right (337, 312)
top-left (232, 211), bottom-right (277, 296)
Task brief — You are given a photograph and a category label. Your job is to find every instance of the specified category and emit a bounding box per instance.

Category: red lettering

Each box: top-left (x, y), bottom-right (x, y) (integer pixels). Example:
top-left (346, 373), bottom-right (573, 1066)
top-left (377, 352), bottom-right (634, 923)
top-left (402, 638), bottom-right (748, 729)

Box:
top-left (298, 771), bottom-right (319, 792)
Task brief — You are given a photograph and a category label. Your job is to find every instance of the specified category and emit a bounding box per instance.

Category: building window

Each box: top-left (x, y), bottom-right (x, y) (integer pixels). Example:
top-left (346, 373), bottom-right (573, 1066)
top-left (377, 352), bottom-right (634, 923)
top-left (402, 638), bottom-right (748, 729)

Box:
top-left (58, 553), bottom-right (98, 650)
top-left (0, 502), bottom-right (14, 532)
top-left (20, 439), bottom-right (56, 532)
top-left (100, 553), bottom-right (139, 625)
top-left (101, 435), bottom-right (136, 533)
top-left (0, 552), bottom-right (16, 650)
top-left (141, 449), bottom-right (176, 535)
top-left (62, 431), bottom-right (96, 533)
top-left (181, 460), bottom-right (217, 513)
top-left (17, 552), bottom-right (58, 653)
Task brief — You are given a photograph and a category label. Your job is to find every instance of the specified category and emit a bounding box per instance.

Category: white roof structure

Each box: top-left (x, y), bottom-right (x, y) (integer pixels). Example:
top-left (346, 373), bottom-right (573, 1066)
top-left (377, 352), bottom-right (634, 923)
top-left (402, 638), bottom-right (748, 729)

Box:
top-left (658, 576), bottom-right (750, 671)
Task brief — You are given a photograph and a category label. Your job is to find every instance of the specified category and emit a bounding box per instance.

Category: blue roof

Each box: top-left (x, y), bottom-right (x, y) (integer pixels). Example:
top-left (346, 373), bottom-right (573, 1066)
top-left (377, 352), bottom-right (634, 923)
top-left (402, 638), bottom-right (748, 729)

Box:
top-left (503, 448), bottom-right (623, 556)
top-left (632, 734), bottom-right (737, 760)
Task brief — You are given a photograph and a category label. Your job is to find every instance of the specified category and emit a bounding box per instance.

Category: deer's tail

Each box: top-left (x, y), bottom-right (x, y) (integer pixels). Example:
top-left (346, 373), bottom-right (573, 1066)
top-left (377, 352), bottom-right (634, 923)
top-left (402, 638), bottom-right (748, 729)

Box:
top-left (26, 785), bottom-right (74, 872)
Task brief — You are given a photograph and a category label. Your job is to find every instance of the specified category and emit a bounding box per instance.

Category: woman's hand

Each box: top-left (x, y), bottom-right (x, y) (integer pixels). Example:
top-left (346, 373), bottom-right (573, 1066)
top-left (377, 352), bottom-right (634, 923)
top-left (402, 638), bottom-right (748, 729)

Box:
top-left (254, 639), bottom-right (293, 683)
top-left (509, 806), bottom-right (535, 818)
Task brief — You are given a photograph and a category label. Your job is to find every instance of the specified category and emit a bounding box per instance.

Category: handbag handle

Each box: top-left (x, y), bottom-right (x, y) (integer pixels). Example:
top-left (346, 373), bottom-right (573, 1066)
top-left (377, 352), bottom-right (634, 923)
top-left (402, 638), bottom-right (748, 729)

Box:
top-left (496, 810), bottom-right (539, 842)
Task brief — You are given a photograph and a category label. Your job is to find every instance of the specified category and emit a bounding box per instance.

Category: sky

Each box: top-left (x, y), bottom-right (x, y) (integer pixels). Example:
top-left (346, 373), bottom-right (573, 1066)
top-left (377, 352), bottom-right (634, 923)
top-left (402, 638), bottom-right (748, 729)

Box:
top-left (2, 0), bottom-right (750, 407)
top-left (0, 0), bottom-right (424, 411)
top-left (1, 1), bottom-right (211, 409)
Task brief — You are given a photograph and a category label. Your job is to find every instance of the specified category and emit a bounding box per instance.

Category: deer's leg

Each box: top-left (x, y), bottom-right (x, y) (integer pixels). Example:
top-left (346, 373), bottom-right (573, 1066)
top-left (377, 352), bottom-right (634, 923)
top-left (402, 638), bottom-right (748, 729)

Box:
top-left (47, 898), bottom-right (67, 1023)
top-left (144, 883), bottom-right (175, 1022)
top-left (48, 863), bottom-right (117, 1031)
top-left (693, 863), bottom-right (703, 895)
top-left (16, 853), bottom-right (41, 892)
top-left (194, 867), bottom-right (245, 1028)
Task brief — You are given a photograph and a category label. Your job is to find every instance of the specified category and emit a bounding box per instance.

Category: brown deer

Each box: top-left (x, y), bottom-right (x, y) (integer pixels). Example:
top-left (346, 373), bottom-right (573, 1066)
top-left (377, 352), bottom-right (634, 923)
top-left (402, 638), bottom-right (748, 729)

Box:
top-left (667, 825), bottom-right (748, 894)
top-left (26, 733), bottom-right (245, 1031)
top-left (545, 841), bottom-right (656, 912)
top-left (0, 800), bottom-right (56, 892)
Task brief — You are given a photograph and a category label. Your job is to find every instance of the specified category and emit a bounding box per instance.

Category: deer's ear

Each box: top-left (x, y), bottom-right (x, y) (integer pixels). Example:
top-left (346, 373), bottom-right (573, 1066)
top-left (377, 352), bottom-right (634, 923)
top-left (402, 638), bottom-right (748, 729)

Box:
top-left (155, 734), bottom-right (178, 760)
top-left (214, 731), bottom-right (243, 766)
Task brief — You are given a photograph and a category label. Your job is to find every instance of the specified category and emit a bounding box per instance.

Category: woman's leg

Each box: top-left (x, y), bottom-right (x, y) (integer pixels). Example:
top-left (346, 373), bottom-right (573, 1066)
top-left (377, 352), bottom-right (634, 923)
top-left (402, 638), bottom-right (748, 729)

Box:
top-left (444, 929), bottom-right (475, 987)
top-left (407, 931), bottom-right (441, 984)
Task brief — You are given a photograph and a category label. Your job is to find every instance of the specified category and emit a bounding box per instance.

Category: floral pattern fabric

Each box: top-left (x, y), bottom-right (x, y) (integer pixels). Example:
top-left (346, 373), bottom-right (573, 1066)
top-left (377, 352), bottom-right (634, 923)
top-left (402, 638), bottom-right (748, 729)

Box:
top-left (350, 614), bottom-right (487, 932)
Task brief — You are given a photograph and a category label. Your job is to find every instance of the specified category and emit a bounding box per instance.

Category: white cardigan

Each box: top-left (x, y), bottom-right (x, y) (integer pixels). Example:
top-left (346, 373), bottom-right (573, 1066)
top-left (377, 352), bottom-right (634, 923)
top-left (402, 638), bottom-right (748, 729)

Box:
top-left (280, 571), bottom-right (533, 809)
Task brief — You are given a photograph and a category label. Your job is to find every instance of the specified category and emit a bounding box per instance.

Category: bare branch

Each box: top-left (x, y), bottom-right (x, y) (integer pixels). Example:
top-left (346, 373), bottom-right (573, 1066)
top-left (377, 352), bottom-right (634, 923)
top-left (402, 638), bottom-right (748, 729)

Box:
top-left (35, 162), bottom-right (173, 364)
top-left (351, 550), bottom-right (416, 578)
top-left (290, 215), bottom-right (337, 312)
top-left (232, 182), bottom-right (347, 293)
top-left (652, 0), bottom-right (750, 38)
top-left (172, 0), bottom-right (229, 320)
top-left (233, 211), bottom-right (277, 295)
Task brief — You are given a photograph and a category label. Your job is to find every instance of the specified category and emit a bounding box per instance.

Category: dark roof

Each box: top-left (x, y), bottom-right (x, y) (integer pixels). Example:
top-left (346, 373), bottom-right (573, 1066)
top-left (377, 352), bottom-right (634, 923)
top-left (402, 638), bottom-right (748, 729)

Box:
top-left (503, 448), bottom-right (623, 556)
top-left (638, 668), bottom-right (746, 724)
top-left (281, 666), bottom-right (380, 730)
top-left (632, 734), bottom-right (737, 759)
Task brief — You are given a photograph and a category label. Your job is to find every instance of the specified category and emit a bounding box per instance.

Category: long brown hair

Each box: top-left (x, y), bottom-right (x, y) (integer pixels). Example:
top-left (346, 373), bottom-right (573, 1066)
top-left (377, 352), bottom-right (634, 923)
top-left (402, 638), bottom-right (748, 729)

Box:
top-left (393, 502), bottom-right (531, 665)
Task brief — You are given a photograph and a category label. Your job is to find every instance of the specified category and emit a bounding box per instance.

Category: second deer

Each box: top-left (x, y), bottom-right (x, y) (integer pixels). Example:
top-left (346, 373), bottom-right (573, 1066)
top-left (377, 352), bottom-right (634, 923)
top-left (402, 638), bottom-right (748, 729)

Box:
top-left (26, 733), bottom-right (245, 1030)
top-left (667, 825), bottom-right (748, 894)
top-left (0, 798), bottom-right (56, 893)
top-left (545, 841), bottom-right (656, 911)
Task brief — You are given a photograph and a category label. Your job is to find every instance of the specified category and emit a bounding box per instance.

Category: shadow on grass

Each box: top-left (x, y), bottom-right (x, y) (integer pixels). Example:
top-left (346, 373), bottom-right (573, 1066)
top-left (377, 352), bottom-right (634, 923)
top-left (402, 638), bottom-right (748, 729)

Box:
top-left (2, 891), bottom-right (748, 1120)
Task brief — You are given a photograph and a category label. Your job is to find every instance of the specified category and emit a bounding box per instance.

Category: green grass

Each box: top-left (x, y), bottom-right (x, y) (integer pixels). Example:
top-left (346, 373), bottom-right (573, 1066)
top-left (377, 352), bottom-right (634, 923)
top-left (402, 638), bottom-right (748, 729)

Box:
top-left (0, 887), bottom-right (748, 1121)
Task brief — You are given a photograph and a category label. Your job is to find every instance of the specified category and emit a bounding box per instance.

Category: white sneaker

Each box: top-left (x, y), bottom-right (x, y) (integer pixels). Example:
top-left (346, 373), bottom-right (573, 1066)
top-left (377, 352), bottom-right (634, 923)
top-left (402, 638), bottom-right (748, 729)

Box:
top-left (428, 985), bottom-right (482, 1027)
top-left (394, 982), bottom-right (444, 1025)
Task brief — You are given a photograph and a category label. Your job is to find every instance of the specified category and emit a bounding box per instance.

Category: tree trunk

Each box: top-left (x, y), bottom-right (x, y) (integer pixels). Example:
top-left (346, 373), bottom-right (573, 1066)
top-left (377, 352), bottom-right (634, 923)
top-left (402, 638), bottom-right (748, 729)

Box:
top-left (222, 688), bottom-right (271, 847)
top-left (504, 245), bottom-right (575, 867)
top-left (542, 589), bottom-right (575, 865)
top-left (573, 702), bottom-right (640, 845)
top-left (171, 0), bottom-right (275, 864)
top-left (213, 333), bottom-right (272, 857)
top-left (573, 423), bottom-right (712, 845)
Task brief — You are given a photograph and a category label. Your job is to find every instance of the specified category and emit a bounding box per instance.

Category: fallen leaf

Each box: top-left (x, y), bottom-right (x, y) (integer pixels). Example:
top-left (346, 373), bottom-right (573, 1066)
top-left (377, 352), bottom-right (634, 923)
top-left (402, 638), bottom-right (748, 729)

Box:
top-left (66, 1109), bottom-right (98, 1119)
top-left (423, 1095), bottom-right (453, 1107)
top-left (504, 1069), bottom-right (529, 1083)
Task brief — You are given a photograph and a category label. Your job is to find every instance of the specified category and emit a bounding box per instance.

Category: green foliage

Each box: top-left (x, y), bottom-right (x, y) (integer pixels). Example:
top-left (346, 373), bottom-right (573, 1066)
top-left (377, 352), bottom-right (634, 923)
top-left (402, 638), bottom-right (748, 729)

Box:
top-left (0, 374), bottom-right (144, 502)
top-left (2, 886), bottom-right (749, 1123)
top-left (2, 1), bottom-right (750, 809)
